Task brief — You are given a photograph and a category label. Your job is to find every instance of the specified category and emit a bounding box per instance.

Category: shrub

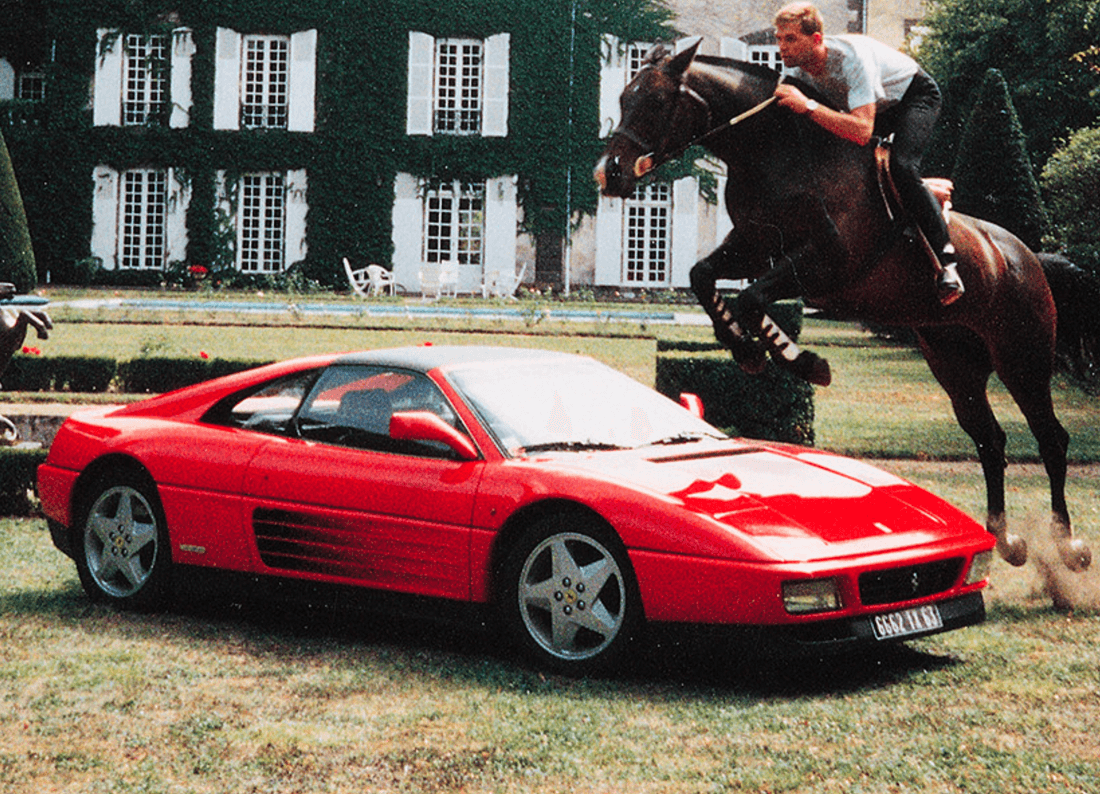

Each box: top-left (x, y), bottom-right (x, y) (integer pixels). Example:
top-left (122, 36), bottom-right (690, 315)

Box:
top-left (0, 447), bottom-right (48, 516)
top-left (117, 357), bottom-right (269, 393)
top-left (1, 355), bottom-right (117, 392)
top-left (1042, 125), bottom-right (1100, 275)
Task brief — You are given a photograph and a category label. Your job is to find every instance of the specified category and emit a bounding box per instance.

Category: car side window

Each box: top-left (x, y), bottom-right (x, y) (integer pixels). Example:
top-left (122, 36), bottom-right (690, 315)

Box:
top-left (207, 369), bottom-right (319, 434)
top-left (295, 365), bottom-right (463, 457)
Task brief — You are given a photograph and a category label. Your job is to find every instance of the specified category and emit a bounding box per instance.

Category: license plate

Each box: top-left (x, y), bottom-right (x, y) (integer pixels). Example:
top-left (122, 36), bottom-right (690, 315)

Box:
top-left (871, 604), bottom-right (943, 640)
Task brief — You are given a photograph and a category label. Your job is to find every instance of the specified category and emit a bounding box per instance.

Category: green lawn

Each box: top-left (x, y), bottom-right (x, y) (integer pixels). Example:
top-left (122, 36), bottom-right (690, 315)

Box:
top-left (3, 299), bottom-right (1100, 793)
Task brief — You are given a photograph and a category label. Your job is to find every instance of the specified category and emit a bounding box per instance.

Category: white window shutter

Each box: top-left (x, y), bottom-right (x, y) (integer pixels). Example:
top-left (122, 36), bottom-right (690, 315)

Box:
top-left (213, 28), bottom-right (241, 131)
top-left (285, 169), bottom-right (309, 267)
top-left (90, 165), bottom-right (119, 269)
top-left (671, 177), bottom-right (699, 288)
top-left (482, 33), bottom-right (510, 137)
top-left (93, 29), bottom-right (123, 127)
top-left (288, 30), bottom-right (317, 133)
top-left (165, 168), bottom-right (191, 265)
top-left (594, 194), bottom-right (624, 286)
top-left (391, 172), bottom-right (424, 287)
top-left (0, 60), bottom-right (15, 100)
top-left (214, 170), bottom-right (237, 267)
top-left (598, 34), bottom-right (625, 138)
top-left (721, 37), bottom-right (749, 60)
top-left (483, 175), bottom-right (517, 278)
top-left (406, 31), bottom-right (434, 136)
top-left (169, 28), bottom-right (194, 129)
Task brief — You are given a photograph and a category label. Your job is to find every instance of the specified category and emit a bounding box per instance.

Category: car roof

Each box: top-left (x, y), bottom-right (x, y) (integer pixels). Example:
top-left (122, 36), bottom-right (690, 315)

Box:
top-left (332, 345), bottom-right (586, 372)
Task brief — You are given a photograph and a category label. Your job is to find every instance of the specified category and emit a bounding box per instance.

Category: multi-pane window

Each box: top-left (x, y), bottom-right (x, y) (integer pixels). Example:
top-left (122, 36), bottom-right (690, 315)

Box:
top-left (17, 72), bottom-right (46, 101)
top-left (242, 35), bottom-right (289, 129)
top-left (624, 183), bottom-right (670, 284)
top-left (749, 45), bottom-right (782, 71)
top-left (627, 43), bottom-right (653, 80)
top-left (425, 181), bottom-right (484, 266)
top-left (239, 173), bottom-right (286, 273)
top-left (434, 39), bottom-right (482, 135)
top-left (119, 169), bottom-right (167, 270)
top-left (123, 34), bottom-right (167, 125)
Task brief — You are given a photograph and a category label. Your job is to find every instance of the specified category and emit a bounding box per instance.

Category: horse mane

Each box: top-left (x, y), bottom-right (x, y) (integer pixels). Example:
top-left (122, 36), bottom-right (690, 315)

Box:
top-left (692, 54), bottom-right (836, 111)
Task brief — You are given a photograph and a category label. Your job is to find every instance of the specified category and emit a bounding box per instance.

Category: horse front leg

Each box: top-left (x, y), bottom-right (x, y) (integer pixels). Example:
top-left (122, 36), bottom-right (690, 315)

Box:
top-left (689, 243), bottom-right (767, 375)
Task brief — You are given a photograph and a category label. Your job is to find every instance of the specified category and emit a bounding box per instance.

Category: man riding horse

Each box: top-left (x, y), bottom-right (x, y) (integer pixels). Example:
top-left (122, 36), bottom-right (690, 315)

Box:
top-left (771, 2), bottom-right (964, 306)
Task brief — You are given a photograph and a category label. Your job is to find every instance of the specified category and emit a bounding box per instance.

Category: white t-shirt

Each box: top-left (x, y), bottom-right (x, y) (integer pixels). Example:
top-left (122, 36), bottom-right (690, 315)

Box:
top-left (782, 35), bottom-right (918, 112)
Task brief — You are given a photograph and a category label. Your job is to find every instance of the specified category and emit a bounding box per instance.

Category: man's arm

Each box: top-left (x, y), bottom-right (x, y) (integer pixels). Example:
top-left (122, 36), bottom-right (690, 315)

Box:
top-left (774, 83), bottom-right (875, 146)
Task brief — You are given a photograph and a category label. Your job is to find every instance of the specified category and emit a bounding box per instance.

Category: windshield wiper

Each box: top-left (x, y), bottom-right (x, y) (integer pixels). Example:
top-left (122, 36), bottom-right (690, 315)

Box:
top-left (521, 440), bottom-right (627, 454)
top-left (646, 431), bottom-right (721, 447)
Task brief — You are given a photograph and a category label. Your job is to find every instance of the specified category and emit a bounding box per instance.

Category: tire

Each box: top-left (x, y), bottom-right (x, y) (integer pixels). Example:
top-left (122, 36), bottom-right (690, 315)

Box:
top-left (500, 514), bottom-right (641, 675)
top-left (75, 476), bottom-right (171, 610)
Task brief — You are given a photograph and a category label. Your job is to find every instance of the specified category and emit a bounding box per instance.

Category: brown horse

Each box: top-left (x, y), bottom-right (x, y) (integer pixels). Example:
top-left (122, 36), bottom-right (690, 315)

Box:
top-left (595, 42), bottom-right (1097, 573)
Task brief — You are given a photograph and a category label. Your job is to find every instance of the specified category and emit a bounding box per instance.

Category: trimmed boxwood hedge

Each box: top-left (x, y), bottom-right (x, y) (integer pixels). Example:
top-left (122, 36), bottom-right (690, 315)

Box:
top-left (2, 355), bottom-right (117, 392)
top-left (655, 302), bottom-right (814, 445)
top-left (0, 447), bottom-right (48, 516)
top-left (117, 357), bottom-right (270, 393)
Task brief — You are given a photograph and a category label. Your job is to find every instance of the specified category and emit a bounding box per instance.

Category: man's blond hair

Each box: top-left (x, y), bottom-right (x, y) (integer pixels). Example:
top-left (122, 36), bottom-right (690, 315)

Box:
top-left (774, 2), bottom-right (824, 36)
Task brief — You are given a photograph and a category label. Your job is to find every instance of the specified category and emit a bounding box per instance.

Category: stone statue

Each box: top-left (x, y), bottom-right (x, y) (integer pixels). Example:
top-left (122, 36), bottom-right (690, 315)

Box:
top-left (1, 282), bottom-right (51, 444)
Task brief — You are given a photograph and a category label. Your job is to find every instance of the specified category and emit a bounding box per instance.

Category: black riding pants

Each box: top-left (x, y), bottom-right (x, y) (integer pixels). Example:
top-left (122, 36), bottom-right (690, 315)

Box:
top-left (875, 70), bottom-right (950, 253)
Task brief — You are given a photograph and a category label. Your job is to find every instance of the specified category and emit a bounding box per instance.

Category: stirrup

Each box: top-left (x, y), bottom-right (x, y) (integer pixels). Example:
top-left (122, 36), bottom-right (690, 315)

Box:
top-left (937, 262), bottom-right (964, 306)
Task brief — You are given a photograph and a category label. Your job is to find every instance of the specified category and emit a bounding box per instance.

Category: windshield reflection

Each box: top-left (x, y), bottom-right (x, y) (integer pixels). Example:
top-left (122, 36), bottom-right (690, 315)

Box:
top-left (446, 357), bottom-right (725, 457)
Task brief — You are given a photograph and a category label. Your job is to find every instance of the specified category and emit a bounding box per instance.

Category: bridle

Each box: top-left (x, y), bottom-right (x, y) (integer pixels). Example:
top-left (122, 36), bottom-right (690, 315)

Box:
top-left (610, 66), bottom-right (782, 179)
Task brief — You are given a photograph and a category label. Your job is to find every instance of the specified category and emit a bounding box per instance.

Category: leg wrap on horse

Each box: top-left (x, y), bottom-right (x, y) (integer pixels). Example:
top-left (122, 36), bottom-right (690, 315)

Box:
top-left (690, 260), bottom-right (766, 374)
top-left (738, 259), bottom-right (832, 386)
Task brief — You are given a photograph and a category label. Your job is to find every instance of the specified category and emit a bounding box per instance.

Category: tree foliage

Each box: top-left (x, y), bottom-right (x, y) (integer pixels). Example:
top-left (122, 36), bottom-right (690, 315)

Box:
top-left (1042, 125), bottom-right (1100, 273)
top-left (0, 129), bottom-right (36, 293)
top-left (951, 69), bottom-right (1048, 250)
top-left (919, 0), bottom-right (1100, 175)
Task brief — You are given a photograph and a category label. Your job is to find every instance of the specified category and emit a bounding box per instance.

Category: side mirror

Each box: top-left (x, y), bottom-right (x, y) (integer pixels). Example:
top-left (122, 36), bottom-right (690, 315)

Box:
top-left (389, 411), bottom-right (479, 460)
top-left (679, 392), bottom-right (704, 419)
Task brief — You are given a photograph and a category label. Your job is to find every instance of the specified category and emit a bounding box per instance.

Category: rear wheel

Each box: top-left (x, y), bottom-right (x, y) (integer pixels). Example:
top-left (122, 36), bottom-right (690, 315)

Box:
top-left (75, 477), bottom-right (171, 610)
top-left (500, 514), bottom-right (640, 675)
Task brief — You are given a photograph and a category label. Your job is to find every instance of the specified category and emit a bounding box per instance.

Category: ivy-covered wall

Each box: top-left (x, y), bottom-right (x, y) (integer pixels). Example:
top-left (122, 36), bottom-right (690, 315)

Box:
top-left (0, 0), bottom-right (675, 287)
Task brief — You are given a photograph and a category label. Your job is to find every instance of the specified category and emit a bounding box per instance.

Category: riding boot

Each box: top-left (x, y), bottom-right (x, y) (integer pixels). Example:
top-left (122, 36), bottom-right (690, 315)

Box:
top-left (936, 243), bottom-right (964, 306)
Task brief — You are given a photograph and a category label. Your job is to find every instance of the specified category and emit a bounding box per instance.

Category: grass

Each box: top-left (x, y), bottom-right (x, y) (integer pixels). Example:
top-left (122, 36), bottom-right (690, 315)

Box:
top-left (3, 299), bottom-right (1100, 792)
top-left (3, 500), bottom-right (1099, 794)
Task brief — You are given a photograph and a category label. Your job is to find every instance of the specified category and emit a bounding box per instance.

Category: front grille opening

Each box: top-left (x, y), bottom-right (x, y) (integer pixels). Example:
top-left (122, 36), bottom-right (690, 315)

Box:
top-left (858, 558), bottom-right (963, 606)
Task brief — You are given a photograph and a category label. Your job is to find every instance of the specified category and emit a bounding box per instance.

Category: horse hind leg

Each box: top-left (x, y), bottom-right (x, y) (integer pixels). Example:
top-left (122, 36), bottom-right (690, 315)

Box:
top-left (917, 328), bottom-right (1028, 566)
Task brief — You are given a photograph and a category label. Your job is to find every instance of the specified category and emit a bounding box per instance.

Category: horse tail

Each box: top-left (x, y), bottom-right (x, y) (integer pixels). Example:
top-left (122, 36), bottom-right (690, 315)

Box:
top-left (1039, 252), bottom-right (1100, 392)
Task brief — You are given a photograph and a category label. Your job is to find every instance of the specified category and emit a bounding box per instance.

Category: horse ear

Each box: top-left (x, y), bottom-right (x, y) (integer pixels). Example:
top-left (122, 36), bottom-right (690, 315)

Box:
top-left (666, 38), bottom-right (701, 80)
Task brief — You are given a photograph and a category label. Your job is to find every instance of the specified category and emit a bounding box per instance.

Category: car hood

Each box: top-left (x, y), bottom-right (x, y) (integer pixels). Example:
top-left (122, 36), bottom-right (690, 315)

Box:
top-left (543, 442), bottom-right (976, 561)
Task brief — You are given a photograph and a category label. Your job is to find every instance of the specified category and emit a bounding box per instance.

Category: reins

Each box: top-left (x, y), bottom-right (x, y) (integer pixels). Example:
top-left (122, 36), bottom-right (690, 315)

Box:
top-left (628, 74), bottom-right (783, 178)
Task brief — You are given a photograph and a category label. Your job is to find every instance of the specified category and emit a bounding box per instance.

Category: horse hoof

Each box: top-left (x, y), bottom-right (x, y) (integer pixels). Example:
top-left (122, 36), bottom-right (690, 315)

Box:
top-left (1056, 538), bottom-right (1091, 572)
top-left (996, 533), bottom-right (1028, 567)
top-left (785, 351), bottom-right (832, 386)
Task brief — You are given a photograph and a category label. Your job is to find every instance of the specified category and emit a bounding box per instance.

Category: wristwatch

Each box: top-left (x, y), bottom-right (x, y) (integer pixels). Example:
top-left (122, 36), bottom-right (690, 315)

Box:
top-left (804, 99), bottom-right (820, 114)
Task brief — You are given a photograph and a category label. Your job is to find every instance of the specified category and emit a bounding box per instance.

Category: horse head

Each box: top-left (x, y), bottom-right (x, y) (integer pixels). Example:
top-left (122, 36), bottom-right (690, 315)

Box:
top-left (594, 40), bottom-right (708, 198)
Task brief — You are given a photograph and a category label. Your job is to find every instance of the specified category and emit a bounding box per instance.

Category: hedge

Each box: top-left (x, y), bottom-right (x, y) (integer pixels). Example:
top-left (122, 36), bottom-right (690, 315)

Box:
top-left (117, 357), bottom-right (271, 393)
top-left (2, 355), bottom-right (117, 392)
top-left (0, 447), bottom-right (48, 516)
top-left (655, 302), bottom-right (814, 445)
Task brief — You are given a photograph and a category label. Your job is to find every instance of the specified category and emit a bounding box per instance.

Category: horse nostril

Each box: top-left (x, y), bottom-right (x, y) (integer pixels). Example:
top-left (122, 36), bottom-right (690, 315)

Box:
top-left (607, 156), bottom-right (623, 182)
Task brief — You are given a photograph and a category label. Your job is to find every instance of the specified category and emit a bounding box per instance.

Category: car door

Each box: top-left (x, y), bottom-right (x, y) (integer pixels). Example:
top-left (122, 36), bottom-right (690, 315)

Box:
top-left (240, 365), bottom-right (485, 600)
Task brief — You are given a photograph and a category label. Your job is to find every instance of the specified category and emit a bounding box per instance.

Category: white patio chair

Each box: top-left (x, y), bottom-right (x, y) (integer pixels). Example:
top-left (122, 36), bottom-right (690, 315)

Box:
top-left (366, 264), bottom-right (397, 296)
top-left (418, 264), bottom-right (442, 299)
top-left (439, 260), bottom-right (459, 298)
top-left (482, 262), bottom-right (528, 299)
top-left (343, 257), bottom-right (370, 297)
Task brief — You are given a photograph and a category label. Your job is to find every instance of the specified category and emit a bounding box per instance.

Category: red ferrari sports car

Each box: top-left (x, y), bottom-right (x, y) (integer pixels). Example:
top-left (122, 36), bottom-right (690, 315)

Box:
top-left (39, 346), bottom-right (994, 674)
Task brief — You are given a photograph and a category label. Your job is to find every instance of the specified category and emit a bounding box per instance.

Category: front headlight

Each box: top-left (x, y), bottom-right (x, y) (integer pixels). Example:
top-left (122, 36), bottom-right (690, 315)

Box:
top-left (964, 550), bottom-right (993, 585)
top-left (782, 578), bottom-right (842, 614)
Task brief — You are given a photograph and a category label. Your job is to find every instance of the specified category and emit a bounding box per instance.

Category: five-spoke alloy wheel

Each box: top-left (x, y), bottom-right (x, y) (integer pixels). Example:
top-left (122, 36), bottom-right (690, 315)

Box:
top-left (76, 478), bottom-right (171, 609)
top-left (501, 515), bottom-right (640, 675)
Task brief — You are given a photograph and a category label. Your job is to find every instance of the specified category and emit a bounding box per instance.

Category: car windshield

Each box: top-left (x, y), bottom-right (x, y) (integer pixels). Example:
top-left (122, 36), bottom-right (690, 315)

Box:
top-left (446, 356), bottom-right (726, 456)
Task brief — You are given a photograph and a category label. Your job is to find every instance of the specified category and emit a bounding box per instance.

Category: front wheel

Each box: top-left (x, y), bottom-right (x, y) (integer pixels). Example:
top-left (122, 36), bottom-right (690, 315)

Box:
top-left (500, 515), bottom-right (641, 675)
top-left (75, 477), bottom-right (171, 610)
